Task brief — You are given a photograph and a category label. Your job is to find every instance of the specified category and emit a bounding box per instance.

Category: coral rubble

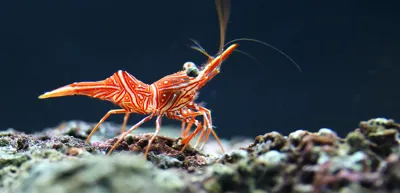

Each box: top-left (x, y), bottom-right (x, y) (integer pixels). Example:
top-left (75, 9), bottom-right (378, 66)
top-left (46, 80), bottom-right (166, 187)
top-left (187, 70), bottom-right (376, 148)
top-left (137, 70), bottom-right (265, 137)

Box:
top-left (1, 118), bottom-right (400, 193)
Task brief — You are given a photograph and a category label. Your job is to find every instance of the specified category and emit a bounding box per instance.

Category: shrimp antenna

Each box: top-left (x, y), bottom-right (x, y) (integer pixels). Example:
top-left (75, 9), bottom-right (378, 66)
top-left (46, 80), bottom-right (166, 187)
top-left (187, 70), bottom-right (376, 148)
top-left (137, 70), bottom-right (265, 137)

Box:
top-left (215, 0), bottom-right (231, 55)
top-left (224, 38), bottom-right (302, 72)
top-left (232, 49), bottom-right (266, 71)
top-left (189, 0), bottom-right (298, 73)
top-left (189, 38), bottom-right (206, 52)
top-left (187, 39), bottom-right (266, 71)
top-left (188, 39), bottom-right (213, 60)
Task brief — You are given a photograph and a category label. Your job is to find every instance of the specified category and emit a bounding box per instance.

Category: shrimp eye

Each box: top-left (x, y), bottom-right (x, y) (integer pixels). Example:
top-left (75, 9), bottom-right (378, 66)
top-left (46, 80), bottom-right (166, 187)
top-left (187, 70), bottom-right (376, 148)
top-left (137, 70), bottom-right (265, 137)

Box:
top-left (183, 62), bottom-right (199, 77)
top-left (183, 61), bottom-right (194, 70)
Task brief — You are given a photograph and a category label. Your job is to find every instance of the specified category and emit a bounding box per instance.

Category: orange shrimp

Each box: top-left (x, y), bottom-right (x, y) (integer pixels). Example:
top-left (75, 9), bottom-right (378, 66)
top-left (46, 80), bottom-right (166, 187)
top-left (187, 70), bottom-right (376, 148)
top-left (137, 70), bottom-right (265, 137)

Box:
top-left (39, 0), bottom-right (235, 158)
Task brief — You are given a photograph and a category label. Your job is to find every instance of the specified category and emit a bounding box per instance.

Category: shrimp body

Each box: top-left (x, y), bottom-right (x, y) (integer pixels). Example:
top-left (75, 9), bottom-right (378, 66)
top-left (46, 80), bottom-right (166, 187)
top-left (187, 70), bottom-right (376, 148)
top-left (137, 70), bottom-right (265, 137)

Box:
top-left (39, 0), bottom-right (235, 158)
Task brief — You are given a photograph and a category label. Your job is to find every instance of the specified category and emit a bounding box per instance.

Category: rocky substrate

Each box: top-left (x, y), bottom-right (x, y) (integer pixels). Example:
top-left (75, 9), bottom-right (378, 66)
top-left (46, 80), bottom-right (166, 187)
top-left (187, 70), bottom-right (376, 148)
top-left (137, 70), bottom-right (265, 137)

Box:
top-left (1, 118), bottom-right (400, 193)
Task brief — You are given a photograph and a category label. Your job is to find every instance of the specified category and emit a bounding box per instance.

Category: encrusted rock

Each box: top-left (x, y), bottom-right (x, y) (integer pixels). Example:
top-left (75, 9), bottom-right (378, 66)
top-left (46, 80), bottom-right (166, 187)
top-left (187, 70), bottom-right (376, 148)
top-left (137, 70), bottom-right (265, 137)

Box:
top-left (1, 118), bottom-right (400, 193)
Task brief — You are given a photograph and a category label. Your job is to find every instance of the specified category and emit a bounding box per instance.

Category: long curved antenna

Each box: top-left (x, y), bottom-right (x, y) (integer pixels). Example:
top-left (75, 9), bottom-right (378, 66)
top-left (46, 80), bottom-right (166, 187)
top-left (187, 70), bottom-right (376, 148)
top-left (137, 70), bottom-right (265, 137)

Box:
top-left (215, 0), bottom-right (231, 55)
top-left (224, 38), bottom-right (302, 72)
top-left (188, 38), bottom-right (299, 73)
top-left (188, 39), bottom-right (268, 71)
top-left (189, 1), bottom-right (300, 74)
top-left (189, 43), bottom-right (266, 71)
top-left (233, 49), bottom-right (267, 71)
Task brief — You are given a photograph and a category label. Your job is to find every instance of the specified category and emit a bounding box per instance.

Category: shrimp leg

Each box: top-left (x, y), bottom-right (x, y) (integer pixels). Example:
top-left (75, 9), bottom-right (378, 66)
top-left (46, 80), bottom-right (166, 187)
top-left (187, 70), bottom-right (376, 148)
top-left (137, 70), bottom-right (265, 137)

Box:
top-left (107, 113), bottom-right (155, 158)
top-left (85, 109), bottom-right (128, 144)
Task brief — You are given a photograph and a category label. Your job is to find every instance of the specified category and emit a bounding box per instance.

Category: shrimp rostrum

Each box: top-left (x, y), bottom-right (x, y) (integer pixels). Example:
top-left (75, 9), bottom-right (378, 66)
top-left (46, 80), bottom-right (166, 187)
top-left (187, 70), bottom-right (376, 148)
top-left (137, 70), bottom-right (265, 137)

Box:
top-left (39, 0), bottom-right (236, 158)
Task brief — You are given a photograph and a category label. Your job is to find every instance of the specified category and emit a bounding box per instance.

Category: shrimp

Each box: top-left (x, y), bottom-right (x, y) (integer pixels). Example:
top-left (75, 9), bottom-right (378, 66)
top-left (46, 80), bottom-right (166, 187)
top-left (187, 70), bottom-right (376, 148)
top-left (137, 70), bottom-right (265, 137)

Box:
top-left (39, 0), bottom-right (302, 158)
top-left (39, 0), bottom-right (235, 158)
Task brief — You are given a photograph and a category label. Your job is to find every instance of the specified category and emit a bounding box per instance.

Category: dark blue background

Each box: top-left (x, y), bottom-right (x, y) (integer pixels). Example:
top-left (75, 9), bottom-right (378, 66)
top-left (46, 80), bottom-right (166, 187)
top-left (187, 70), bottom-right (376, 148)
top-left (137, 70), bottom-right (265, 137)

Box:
top-left (0, 0), bottom-right (398, 138)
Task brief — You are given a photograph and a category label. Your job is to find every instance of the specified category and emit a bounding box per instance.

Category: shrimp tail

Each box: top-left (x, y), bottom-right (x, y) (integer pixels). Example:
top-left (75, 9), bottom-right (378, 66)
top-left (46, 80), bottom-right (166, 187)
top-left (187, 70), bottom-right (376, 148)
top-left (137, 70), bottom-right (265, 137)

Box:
top-left (38, 71), bottom-right (132, 101)
top-left (38, 80), bottom-right (119, 99)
